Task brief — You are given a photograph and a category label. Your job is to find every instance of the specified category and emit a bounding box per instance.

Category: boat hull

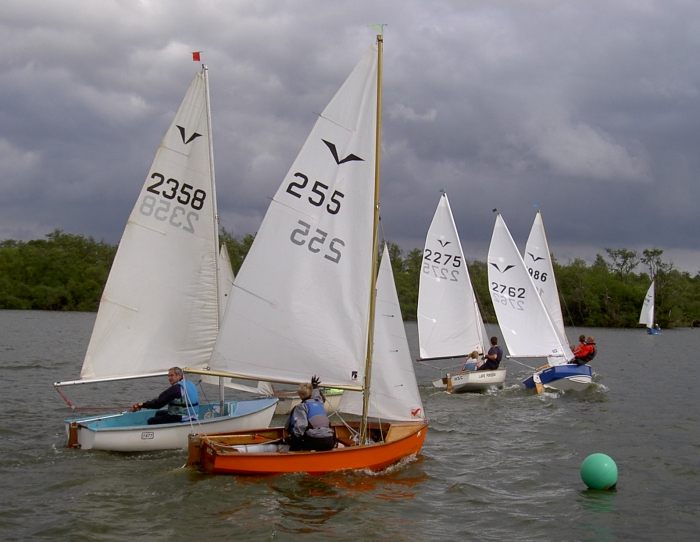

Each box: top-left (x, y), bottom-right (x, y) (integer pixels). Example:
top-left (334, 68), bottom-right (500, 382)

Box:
top-left (431, 368), bottom-right (507, 392)
top-left (64, 398), bottom-right (278, 452)
top-left (647, 328), bottom-right (661, 335)
top-left (273, 389), bottom-right (343, 415)
top-left (186, 421), bottom-right (428, 475)
top-left (522, 365), bottom-right (592, 392)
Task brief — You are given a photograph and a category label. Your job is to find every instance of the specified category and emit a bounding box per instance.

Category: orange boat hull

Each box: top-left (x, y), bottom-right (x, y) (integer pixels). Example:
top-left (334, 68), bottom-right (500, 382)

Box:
top-left (186, 421), bottom-right (428, 475)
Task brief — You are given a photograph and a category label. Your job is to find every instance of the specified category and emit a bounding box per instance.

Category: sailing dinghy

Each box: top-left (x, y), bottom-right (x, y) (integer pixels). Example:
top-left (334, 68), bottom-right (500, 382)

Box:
top-left (417, 192), bottom-right (505, 392)
top-left (639, 280), bottom-right (660, 334)
top-left (487, 213), bottom-right (592, 393)
top-left (55, 65), bottom-right (277, 451)
top-left (185, 35), bottom-right (428, 475)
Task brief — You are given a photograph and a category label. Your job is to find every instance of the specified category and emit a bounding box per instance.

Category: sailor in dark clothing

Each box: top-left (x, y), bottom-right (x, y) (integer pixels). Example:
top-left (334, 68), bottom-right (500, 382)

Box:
top-left (131, 367), bottom-right (199, 425)
top-left (284, 376), bottom-right (336, 451)
top-left (478, 336), bottom-right (503, 371)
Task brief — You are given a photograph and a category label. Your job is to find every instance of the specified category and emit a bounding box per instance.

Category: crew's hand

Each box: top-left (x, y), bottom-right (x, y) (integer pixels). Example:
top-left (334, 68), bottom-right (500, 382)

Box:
top-left (311, 375), bottom-right (321, 389)
top-left (132, 402), bottom-right (143, 411)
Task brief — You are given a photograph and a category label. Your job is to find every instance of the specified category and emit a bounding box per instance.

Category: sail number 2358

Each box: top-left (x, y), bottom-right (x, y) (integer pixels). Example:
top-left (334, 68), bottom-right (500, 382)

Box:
top-left (491, 282), bottom-right (525, 310)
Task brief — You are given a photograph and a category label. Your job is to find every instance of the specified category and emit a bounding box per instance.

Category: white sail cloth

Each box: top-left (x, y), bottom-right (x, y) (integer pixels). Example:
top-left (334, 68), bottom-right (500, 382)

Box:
top-left (487, 214), bottom-right (573, 364)
top-left (81, 72), bottom-right (218, 380)
top-left (339, 246), bottom-right (425, 422)
top-left (524, 211), bottom-right (568, 343)
top-left (417, 192), bottom-right (486, 360)
top-left (209, 45), bottom-right (379, 389)
top-left (639, 281), bottom-right (655, 328)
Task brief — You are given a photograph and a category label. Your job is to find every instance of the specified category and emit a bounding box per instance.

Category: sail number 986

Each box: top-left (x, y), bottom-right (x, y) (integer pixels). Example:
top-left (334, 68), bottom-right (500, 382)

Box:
top-left (527, 268), bottom-right (548, 282)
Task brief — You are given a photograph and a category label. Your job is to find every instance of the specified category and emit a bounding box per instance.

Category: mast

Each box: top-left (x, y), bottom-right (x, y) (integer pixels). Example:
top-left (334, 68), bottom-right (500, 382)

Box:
top-left (360, 31), bottom-right (383, 445)
top-left (202, 63), bottom-right (226, 409)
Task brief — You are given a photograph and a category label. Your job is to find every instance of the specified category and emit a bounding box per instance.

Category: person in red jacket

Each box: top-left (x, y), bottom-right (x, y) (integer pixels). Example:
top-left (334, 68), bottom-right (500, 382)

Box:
top-left (570, 336), bottom-right (597, 366)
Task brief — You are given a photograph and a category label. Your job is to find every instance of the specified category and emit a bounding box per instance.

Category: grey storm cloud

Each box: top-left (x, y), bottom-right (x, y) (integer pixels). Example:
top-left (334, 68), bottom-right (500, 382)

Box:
top-left (1, 0), bottom-right (700, 272)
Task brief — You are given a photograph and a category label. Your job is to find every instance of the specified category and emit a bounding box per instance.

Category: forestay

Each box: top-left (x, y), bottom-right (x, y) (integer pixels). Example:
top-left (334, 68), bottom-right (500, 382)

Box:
top-left (487, 215), bottom-right (573, 364)
top-left (208, 45), bottom-right (379, 388)
top-left (417, 192), bottom-right (486, 360)
top-left (639, 281), bottom-right (655, 329)
top-left (81, 72), bottom-right (218, 381)
top-left (339, 246), bottom-right (425, 421)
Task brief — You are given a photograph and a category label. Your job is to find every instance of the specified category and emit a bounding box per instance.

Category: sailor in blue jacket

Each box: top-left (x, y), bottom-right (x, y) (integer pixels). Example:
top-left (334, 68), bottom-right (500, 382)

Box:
top-left (284, 376), bottom-right (336, 451)
top-left (131, 367), bottom-right (199, 425)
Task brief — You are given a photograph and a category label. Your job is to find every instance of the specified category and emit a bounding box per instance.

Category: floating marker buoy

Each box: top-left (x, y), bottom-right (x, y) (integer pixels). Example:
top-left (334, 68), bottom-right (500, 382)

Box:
top-left (580, 453), bottom-right (618, 490)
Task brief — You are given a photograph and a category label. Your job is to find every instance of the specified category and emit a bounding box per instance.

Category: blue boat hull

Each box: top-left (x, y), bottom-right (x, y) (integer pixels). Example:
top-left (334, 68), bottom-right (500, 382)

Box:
top-left (523, 364), bottom-right (593, 392)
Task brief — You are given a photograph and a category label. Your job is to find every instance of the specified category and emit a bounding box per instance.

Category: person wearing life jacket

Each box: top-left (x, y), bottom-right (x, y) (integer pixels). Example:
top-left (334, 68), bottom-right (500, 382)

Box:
top-left (131, 367), bottom-right (199, 424)
top-left (284, 376), bottom-right (336, 451)
top-left (570, 336), bottom-right (597, 366)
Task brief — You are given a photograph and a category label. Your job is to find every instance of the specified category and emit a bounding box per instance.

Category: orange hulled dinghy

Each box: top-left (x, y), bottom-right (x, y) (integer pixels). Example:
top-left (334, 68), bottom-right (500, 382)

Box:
top-left (184, 32), bottom-right (427, 475)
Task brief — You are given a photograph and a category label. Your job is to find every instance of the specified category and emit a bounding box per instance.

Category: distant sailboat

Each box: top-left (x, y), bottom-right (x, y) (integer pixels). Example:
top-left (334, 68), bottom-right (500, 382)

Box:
top-left (55, 65), bottom-right (277, 451)
top-left (417, 192), bottom-right (505, 392)
top-left (487, 213), bottom-right (592, 394)
top-left (640, 280), bottom-right (660, 334)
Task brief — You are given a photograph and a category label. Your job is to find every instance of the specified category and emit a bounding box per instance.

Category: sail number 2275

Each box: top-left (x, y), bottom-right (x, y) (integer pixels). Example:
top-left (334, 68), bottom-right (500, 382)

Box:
top-left (491, 282), bottom-right (525, 310)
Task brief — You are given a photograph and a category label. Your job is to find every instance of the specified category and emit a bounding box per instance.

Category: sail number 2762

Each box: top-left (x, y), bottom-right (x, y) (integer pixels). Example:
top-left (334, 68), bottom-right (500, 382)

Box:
top-left (491, 282), bottom-right (525, 310)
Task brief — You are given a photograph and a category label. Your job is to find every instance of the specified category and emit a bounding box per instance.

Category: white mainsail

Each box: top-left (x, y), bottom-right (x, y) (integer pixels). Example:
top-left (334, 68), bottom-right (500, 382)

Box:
top-left (81, 71), bottom-right (219, 381)
top-left (524, 211), bottom-right (568, 342)
top-left (487, 214), bottom-right (573, 365)
top-left (639, 281), bottom-right (655, 329)
top-left (339, 246), bottom-right (425, 421)
top-left (417, 192), bottom-right (486, 360)
top-left (209, 44), bottom-right (379, 389)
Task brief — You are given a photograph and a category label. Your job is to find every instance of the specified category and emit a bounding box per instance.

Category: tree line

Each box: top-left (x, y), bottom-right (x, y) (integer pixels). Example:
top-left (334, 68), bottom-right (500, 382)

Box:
top-left (2, 230), bottom-right (699, 328)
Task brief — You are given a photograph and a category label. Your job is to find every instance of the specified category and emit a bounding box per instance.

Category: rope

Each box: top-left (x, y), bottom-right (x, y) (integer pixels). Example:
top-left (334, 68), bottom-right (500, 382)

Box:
top-left (506, 357), bottom-right (541, 371)
top-left (54, 387), bottom-right (132, 411)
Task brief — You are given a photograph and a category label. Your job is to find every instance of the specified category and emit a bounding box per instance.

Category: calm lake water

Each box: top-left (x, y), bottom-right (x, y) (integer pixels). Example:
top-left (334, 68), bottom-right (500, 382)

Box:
top-left (1, 310), bottom-right (698, 541)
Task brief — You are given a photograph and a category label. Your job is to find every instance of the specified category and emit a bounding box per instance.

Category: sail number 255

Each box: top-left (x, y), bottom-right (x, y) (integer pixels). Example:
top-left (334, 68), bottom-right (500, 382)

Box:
top-left (286, 173), bottom-right (344, 215)
top-left (491, 282), bottom-right (525, 310)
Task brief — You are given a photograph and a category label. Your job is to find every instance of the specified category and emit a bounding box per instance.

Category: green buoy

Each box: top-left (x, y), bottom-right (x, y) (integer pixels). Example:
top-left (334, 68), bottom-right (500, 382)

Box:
top-left (580, 453), bottom-right (618, 490)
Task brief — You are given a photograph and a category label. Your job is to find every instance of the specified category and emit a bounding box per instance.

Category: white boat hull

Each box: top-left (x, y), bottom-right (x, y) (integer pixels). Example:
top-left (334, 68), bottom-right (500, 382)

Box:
top-left (432, 368), bottom-right (507, 393)
top-left (540, 374), bottom-right (593, 392)
top-left (65, 398), bottom-right (278, 452)
top-left (273, 390), bottom-right (344, 415)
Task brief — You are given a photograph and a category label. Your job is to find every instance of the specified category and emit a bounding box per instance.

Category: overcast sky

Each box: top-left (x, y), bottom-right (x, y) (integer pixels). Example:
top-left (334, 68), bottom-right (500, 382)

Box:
top-left (2, 0), bottom-right (700, 273)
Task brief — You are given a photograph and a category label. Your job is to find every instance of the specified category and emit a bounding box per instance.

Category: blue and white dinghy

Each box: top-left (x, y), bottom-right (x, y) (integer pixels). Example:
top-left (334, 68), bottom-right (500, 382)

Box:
top-left (55, 64), bottom-right (277, 451)
top-left (487, 213), bottom-right (592, 394)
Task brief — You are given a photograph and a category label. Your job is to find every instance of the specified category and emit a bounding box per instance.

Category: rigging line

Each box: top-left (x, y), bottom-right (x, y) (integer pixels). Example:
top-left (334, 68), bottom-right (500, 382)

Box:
top-left (54, 386), bottom-right (132, 411)
top-left (506, 357), bottom-right (541, 371)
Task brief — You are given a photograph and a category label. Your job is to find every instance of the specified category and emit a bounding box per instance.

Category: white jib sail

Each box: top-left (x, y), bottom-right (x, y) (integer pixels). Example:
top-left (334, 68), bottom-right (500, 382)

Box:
top-left (487, 215), bottom-right (573, 364)
top-left (218, 243), bottom-right (235, 323)
top-left (339, 246), bottom-right (425, 421)
top-left (524, 211), bottom-right (568, 343)
top-left (639, 281), bottom-right (655, 328)
top-left (209, 45), bottom-right (379, 388)
top-left (417, 192), bottom-right (486, 359)
top-left (81, 71), bottom-right (219, 380)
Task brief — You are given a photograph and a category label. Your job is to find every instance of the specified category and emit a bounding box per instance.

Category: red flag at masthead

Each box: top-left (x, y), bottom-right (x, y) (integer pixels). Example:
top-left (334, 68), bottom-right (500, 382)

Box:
top-left (192, 51), bottom-right (201, 62)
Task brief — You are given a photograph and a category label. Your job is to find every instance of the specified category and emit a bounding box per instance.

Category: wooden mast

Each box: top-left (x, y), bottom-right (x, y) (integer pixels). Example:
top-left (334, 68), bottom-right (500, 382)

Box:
top-left (360, 31), bottom-right (384, 445)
